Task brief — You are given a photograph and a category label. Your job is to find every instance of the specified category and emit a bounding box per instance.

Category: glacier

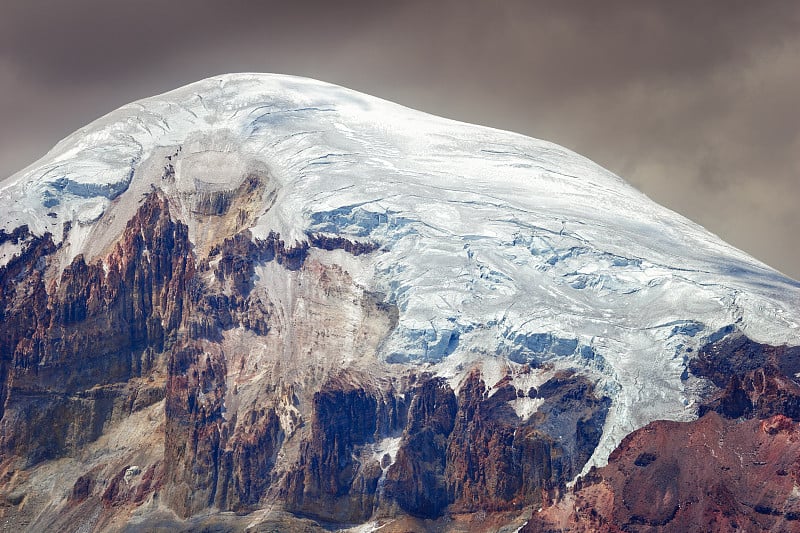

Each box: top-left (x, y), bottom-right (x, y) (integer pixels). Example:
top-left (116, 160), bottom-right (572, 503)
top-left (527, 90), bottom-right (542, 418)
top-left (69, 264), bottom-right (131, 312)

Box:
top-left (2, 73), bottom-right (799, 472)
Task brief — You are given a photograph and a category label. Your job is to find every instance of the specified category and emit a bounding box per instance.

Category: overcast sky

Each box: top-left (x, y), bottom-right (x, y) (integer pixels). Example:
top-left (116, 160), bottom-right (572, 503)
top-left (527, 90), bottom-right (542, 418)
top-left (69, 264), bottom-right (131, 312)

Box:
top-left (1, 1), bottom-right (798, 278)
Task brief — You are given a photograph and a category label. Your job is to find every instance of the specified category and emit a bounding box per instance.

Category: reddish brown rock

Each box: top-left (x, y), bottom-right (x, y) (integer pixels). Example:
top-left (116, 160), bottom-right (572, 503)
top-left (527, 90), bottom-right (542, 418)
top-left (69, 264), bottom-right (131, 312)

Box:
top-left (527, 335), bottom-right (800, 532)
top-left (0, 190), bottom-right (327, 522)
top-left (444, 370), bottom-right (608, 515)
top-left (0, 228), bottom-right (56, 423)
top-left (163, 342), bottom-right (229, 517)
top-left (69, 474), bottom-right (95, 504)
top-left (380, 370), bottom-right (609, 521)
top-left (222, 406), bottom-right (284, 509)
top-left (691, 332), bottom-right (800, 420)
top-left (529, 412), bottom-right (800, 532)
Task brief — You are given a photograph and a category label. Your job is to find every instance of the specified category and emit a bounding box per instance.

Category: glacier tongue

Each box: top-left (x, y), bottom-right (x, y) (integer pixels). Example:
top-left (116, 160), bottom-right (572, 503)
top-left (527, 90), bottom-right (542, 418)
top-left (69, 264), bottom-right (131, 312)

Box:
top-left (2, 73), bottom-right (799, 470)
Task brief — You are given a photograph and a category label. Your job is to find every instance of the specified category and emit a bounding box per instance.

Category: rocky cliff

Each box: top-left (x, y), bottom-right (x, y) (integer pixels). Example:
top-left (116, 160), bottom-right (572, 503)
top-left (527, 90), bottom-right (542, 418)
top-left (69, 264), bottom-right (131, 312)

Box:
top-left (0, 192), bottom-right (610, 531)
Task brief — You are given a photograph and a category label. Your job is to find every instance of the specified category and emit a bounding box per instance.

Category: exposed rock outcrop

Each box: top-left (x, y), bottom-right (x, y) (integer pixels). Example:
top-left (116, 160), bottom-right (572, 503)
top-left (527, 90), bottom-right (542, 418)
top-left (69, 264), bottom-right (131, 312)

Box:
top-left (281, 369), bottom-right (610, 525)
top-left (164, 341), bottom-right (285, 516)
top-left (528, 412), bottom-right (800, 532)
top-left (0, 193), bottom-right (191, 464)
top-left (444, 370), bottom-right (608, 515)
top-left (306, 233), bottom-right (379, 256)
top-left (0, 191), bottom-right (322, 523)
top-left (691, 332), bottom-right (800, 420)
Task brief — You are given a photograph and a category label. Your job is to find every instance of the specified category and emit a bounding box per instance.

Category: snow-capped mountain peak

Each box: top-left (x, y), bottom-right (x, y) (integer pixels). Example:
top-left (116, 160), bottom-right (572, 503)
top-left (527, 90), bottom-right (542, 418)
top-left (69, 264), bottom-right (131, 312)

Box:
top-left (2, 73), bottom-right (798, 478)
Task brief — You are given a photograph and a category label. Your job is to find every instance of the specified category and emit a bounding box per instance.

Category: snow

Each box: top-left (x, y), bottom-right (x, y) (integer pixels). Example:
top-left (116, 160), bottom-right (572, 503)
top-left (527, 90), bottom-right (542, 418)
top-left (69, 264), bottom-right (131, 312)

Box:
top-left (511, 397), bottom-right (545, 421)
top-left (3, 73), bottom-right (800, 471)
top-left (371, 436), bottom-right (403, 470)
top-left (343, 522), bottom-right (385, 533)
top-left (0, 241), bottom-right (23, 269)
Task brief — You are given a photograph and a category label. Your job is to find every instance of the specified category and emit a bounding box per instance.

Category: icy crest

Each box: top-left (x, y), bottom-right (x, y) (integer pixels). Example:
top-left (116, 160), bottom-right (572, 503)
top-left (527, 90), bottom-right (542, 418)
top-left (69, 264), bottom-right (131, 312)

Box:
top-left (2, 73), bottom-right (799, 470)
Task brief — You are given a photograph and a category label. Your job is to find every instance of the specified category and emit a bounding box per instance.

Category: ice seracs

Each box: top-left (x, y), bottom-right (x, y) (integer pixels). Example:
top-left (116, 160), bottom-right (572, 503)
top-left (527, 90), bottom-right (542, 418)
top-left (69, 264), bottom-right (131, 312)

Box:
top-left (2, 73), bottom-right (799, 471)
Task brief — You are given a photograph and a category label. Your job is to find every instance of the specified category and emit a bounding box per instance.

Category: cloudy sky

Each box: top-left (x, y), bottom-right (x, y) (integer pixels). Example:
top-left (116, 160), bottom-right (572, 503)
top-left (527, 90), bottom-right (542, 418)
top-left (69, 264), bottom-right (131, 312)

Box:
top-left (1, 1), bottom-right (798, 278)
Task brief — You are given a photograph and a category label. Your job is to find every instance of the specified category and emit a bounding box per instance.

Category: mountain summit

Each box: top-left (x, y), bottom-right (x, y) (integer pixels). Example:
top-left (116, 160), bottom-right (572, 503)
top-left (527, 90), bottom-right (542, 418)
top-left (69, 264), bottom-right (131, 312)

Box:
top-left (1, 74), bottom-right (799, 531)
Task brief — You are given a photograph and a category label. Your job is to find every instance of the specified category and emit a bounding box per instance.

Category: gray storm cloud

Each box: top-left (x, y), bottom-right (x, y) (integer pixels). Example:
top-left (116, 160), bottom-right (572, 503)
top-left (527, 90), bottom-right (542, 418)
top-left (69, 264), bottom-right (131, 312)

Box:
top-left (1, 0), bottom-right (798, 278)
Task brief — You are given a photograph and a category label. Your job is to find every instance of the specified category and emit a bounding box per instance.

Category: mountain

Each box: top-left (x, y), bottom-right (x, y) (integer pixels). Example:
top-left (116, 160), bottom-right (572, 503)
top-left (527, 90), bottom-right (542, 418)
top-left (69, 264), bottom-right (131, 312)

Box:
top-left (0, 73), bottom-right (799, 532)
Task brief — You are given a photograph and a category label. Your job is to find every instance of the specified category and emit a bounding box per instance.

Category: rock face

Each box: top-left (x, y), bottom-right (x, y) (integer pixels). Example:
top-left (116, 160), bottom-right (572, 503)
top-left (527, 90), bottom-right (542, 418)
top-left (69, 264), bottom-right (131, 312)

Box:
top-left (0, 194), bottom-right (189, 465)
top-left (283, 374), bottom-right (404, 523)
top-left (691, 332), bottom-right (800, 420)
top-left (383, 376), bottom-right (457, 518)
top-left (527, 412), bottom-right (800, 533)
top-left (443, 370), bottom-right (609, 515)
top-left (1, 73), bottom-right (800, 532)
top-left (278, 368), bottom-right (611, 524)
